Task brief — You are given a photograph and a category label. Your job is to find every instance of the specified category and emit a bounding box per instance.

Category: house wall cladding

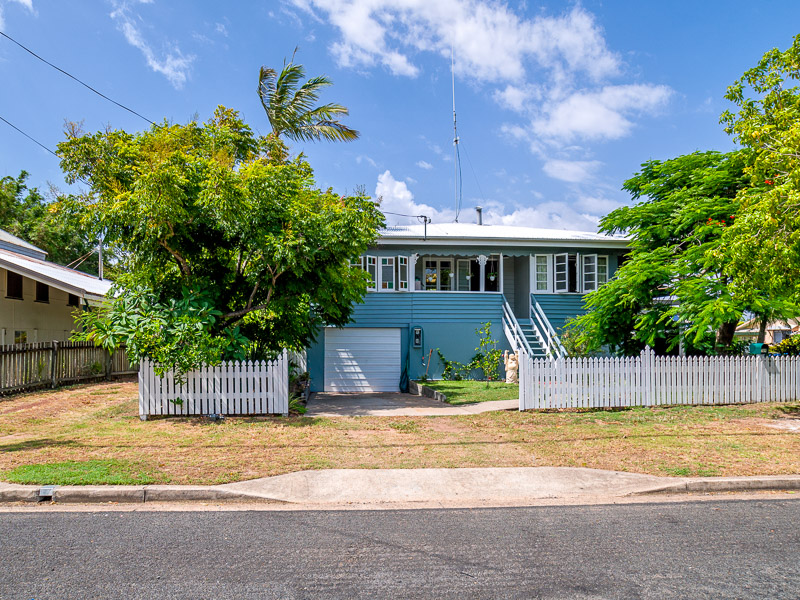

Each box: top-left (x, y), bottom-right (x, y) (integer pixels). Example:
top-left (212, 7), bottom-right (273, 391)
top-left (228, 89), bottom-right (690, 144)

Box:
top-left (0, 267), bottom-right (80, 343)
top-left (533, 293), bottom-right (588, 332)
top-left (307, 293), bottom-right (512, 391)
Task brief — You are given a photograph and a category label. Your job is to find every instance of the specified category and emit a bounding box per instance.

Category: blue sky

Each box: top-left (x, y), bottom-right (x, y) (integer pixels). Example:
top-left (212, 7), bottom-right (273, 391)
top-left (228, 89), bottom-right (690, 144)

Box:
top-left (1, 1), bottom-right (799, 230)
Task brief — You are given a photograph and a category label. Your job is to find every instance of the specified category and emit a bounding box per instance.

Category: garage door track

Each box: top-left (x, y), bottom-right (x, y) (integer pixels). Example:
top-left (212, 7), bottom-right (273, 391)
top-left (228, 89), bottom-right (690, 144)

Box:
top-left (305, 392), bottom-right (518, 417)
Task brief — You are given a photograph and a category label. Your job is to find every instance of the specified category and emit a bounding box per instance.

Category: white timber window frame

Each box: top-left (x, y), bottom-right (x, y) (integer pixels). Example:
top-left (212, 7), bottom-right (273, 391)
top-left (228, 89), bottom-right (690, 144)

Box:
top-left (398, 256), bottom-right (409, 291)
top-left (582, 254), bottom-right (598, 293)
top-left (597, 255), bottom-right (609, 287)
top-left (365, 255), bottom-right (377, 291)
top-left (554, 253), bottom-right (569, 293)
top-left (533, 254), bottom-right (552, 293)
top-left (350, 256), bottom-right (364, 270)
top-left (380, 257), bottom-right (395, 291)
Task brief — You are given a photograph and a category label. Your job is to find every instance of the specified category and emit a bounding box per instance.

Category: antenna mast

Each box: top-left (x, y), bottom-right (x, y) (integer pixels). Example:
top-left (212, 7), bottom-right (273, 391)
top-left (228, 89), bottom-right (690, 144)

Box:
top-left (451, 45), bottom-right (461, 222)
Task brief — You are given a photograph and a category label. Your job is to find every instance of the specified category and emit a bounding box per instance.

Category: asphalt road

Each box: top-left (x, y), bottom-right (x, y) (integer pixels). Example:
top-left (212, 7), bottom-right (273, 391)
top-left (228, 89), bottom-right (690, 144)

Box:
top-left (1, 499), bottom-right (798, 599)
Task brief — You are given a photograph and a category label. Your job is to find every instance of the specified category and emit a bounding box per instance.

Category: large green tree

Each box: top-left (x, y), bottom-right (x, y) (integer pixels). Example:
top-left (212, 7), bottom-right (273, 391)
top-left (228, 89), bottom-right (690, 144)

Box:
top-left (258, 56), bottom-right (359, 145)
top-left (721, 33), bottom-right (800, 305)
top-left (567, 151), bottom-right (797, 356)
top-left (0, 171), bottom-right (100, 274)
top-left (57, 106), bottom-right (382, 374)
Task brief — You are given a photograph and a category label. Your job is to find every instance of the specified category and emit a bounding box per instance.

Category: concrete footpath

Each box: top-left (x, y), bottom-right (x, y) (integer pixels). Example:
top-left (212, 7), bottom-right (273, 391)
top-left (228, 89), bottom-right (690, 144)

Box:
top-left (2, 467), bottom-right (800, 506)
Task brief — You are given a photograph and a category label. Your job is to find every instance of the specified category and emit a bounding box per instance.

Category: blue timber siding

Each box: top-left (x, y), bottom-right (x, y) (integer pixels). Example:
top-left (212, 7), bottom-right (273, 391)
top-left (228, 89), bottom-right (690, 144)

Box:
top-left (307, 250), bottom-right (626, 391)
top-left (307, 292), bottom-right (512, 391)
top-left (533, 294), bottom-right (587, 332)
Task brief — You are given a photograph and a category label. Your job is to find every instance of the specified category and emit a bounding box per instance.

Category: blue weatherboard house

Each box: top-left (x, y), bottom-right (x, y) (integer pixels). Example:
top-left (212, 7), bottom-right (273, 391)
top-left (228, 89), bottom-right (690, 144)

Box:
top-left (307, 218), bottom-right (629, 392)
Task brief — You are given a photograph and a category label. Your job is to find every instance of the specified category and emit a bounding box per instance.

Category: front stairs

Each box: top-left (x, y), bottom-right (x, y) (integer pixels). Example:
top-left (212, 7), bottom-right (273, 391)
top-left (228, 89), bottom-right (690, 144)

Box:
top-left (516, 319), bottom-right (550, 359)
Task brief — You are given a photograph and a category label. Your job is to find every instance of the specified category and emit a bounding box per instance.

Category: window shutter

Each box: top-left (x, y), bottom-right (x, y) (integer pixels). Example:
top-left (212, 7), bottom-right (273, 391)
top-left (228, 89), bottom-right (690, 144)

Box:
top-left (398, 256), bottom-right (409, 290)
top-left (554, 254), bottom-right (568, 293)
top-left (582, 254), bottom-right (597, 292)
top-left (366, 256), bottom-right (377, 291)
top-left (597, 256), bottom-right (609, 286)
top-left (534, 255), bottom-right (551, 293)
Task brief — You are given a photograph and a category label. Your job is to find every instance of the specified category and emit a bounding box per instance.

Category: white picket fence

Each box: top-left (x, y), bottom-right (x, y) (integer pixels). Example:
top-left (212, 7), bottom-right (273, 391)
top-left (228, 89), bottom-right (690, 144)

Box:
top-left (519, 349), bottom-right (800, 410)
top-left (138, 351), bottom-right (289, 419)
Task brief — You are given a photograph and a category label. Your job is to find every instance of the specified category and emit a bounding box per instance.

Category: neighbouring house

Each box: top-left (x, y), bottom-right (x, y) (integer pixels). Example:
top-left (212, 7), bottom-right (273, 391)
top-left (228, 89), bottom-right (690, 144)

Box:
top-left (0, 228), bottom-right (111, 345)
top-left (735, 317), bottom-right (800, 345)
top-left (307, 218), bottom-right (629, 392)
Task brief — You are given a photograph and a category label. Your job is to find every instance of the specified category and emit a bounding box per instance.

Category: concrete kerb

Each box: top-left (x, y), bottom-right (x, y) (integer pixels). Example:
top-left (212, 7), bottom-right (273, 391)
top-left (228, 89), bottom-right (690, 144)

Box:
top-left (408, 380), bottom-right (448, 403)
top-left (633, 475), bottom-right (800, 496)
top-left (3, 471), bottom-right (800, 505)
top-left (0, 482), bottom-right (287, 504)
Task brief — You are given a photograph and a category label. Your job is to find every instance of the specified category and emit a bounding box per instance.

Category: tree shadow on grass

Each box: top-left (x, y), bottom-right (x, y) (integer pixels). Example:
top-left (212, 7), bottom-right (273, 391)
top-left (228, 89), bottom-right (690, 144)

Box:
top-left (0, 439), bottom-right (79, 453)
top-left (149, 415), bottom-right (331, 428)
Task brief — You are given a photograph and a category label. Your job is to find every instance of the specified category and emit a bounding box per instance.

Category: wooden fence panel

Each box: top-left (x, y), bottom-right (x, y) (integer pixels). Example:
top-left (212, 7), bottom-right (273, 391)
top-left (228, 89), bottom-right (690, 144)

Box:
top-left (0, 342), bottom-right (136, 395)
top-left (518, 348), bottom-right (800, 411)
top-left (138, 351), bottom-right (289, 419)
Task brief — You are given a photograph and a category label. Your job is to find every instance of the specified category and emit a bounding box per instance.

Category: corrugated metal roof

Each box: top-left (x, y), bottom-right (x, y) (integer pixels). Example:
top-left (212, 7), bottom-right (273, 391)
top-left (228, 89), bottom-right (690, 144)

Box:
top-left (0, 229), bottom-right (47, 259)
top-left (0, 247), bottom-right (111, 300)
top-left (379, 222), bottom-right (629, 244)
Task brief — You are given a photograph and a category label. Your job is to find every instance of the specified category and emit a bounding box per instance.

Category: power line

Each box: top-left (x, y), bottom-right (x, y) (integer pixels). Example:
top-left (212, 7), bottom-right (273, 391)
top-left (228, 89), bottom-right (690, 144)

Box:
top-left (0, 30), bottom-right (155, 125)
top-left (380, 210), bottom-right (429, 219)
top-left (0, 114), bottom-right (59, 158)
top-left (0, 113), bottom-right (92, 187)
top-left (459, 140), bottom-right (487, 206)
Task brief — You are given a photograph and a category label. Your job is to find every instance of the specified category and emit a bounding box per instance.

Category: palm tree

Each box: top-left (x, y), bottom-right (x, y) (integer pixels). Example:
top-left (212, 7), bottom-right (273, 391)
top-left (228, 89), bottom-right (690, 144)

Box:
top-left (258, 56), bottom-right (359, 144)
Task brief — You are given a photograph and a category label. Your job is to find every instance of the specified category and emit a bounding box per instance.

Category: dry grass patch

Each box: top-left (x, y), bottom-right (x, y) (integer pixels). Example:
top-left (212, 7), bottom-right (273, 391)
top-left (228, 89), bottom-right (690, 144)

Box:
top-left (1, 383), bottom-right (799, 484)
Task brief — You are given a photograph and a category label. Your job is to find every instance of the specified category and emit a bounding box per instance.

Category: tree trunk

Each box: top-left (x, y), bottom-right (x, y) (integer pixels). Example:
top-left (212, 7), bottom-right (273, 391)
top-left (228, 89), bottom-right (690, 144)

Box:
top-left (757, 315), bottom-right (769, 344)
top-left (715, 320), bottom-right (738, 352)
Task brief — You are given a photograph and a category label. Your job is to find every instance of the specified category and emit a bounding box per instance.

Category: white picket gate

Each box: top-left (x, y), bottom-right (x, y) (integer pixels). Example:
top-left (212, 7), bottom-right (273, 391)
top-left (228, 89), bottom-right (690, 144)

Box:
top-left (138, 351), bottom-right (290, 419)
top-left (519, 349), bottom-right (800, 410)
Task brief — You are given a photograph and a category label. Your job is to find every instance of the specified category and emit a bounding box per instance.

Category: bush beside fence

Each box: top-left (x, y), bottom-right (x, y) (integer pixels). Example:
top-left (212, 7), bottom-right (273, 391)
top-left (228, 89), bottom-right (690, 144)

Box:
top-left (138, 351), bottom-right (290, 419)
top-left (519, 349), bottom-right (800, 410)
top-left (0, 341), bottom-right (136, 396)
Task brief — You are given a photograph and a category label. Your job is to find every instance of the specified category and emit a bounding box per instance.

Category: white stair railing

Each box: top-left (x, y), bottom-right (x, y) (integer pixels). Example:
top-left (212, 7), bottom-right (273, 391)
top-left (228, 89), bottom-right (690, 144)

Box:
top-left (530, 294), bottom-right (567, 359)
top-left (501, 297), bottom-right (532, 356)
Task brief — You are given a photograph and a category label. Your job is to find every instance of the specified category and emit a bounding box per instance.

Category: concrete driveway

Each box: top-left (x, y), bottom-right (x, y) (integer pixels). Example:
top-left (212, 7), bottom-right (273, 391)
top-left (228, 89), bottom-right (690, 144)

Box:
top-left (305, 392), bottom-right (518, 417)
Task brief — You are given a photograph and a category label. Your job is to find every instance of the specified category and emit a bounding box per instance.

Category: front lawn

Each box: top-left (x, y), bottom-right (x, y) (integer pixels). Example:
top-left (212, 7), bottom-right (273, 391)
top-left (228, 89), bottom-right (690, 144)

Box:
top-left (418, 380), bottom-right (519, 405)
top-left (1, 381), bottom-right (799, 485)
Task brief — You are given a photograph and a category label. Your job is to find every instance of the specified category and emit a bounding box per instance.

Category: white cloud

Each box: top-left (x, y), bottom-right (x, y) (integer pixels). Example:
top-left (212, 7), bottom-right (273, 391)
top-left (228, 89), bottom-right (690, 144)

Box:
top-left (356, 154), bottom-right (378, 168)
top-left (294, 1), bottom-right (673, 148)
top-left (215, 22), bottom-right (228, 36)
top-left (533, 84), bottom-right (672, 142)
top-left (375, 170), bottom-right (453, 224)
top-left (573, 195), bottom-right (624, 215)
top-left (375, 170), bottom-right (604, 231)
top-left (493, 84), bottom-right (540, 113)
top-left (416, 160), bottom-right (433, 170)
top-left (293, 2), bottom-right (619, 83)
top-left (0, 0), bottom-right (35, 29)
top-left (110, 1), bottom-right (194, 89)
top-left (483, 203), bottom-right (601, 231)
top-left (542, 159), bottom-right (602, 183)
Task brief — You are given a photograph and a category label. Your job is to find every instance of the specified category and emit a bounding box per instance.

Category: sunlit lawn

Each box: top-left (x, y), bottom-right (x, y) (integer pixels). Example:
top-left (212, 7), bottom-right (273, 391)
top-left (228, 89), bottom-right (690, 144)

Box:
top-left (1, 381), bottom-right (799, 485)
top-left (418, 380), bottom-right (519, 404)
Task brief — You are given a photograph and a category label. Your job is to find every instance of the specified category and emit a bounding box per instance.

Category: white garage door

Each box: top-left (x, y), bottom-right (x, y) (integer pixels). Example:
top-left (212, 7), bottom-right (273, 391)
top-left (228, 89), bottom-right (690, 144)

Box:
top-left (324, 328), bottom-right (401, 392)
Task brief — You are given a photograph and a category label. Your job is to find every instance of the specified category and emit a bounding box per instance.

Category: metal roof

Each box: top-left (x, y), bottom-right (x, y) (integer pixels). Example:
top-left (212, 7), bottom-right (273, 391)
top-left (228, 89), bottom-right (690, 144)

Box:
top-left (0, 247), bottom-right (111, 302)
top-left (379, 223), bottom-right (629, 246)
top-left (0, 229), bottom-right (47, 260)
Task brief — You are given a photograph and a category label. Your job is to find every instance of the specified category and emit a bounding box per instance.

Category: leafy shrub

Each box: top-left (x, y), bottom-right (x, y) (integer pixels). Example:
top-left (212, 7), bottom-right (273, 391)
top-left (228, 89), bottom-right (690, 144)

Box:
top-left (772, 334), bottom-right (800, 355)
